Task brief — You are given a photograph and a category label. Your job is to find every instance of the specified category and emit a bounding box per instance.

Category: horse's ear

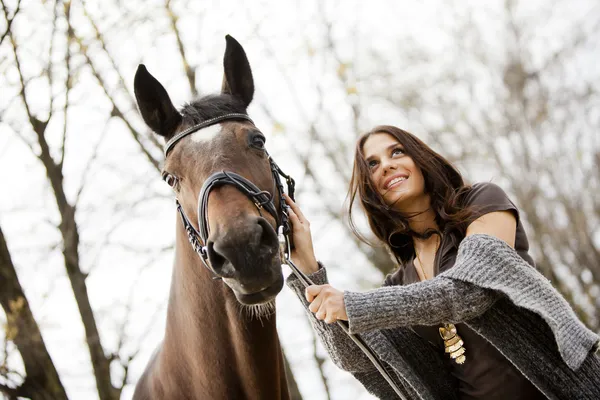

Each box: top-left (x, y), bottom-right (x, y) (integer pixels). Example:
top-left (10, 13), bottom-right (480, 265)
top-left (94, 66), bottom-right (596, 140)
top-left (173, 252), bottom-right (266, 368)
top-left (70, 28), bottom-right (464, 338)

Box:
top-left (221, 35), bottom-right (254, 107)
top-left (134, 65), bottom-right (182, 138)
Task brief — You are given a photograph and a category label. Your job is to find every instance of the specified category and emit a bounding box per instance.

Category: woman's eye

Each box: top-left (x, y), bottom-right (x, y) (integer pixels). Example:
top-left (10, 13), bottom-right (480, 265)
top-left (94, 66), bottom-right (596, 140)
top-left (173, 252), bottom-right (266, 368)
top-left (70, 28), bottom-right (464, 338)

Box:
top-left (162, 173), bottom-right (178, 188)
top-left (368, 160), bottom-right (378, 169)
top-left (392, 148), bottom-right (404, 156)
top-left (251, 134), bottom-right (266, 149)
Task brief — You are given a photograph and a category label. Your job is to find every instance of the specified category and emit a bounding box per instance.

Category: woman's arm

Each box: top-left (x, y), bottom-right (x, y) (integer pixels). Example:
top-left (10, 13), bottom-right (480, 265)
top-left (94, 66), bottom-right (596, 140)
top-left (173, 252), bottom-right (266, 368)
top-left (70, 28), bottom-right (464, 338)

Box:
top-left (343, 210), bottom-right (514, 334)
top-left (344, 277), bottom-right (499, 334)
top-left (314, 198), bottom-right (517, 333)
top-left (466, 210), bottom-right (517, 247)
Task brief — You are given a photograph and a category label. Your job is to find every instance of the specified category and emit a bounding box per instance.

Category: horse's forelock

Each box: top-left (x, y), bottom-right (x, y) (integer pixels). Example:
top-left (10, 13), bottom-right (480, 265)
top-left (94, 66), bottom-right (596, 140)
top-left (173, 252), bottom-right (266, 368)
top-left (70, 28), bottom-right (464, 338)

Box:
top-left (180, 94), bottom-right (247, 126)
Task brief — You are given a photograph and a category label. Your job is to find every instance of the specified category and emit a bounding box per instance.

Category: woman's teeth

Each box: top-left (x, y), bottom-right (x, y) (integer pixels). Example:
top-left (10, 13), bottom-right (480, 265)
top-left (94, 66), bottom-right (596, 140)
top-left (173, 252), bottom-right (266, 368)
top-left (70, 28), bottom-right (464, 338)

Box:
top-left (387, 176), bottom-right (406, 189)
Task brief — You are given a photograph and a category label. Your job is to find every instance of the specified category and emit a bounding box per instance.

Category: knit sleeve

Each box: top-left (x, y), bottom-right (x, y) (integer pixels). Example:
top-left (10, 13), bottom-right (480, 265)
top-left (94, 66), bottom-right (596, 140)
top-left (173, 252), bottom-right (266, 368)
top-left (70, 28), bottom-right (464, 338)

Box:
top-left (286, 265), bottom-right (378, 373)
top-left (344, 277), bottom-right (500, 334)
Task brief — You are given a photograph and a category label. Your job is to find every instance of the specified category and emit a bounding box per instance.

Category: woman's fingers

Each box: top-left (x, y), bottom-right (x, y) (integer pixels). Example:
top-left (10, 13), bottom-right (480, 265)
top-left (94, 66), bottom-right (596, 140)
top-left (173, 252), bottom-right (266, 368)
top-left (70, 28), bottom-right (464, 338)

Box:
top-left (308, 296), bottom-right (326, 314)
top-left (306, 285), bottom-right (348, 324)
top-left (287, 206), bottom-right (300, 226)
top-left (324, 312), bottom-right (337, 324)
top-left (305, 285), bottom-right (323, 302)
top-left (308, 293), bottom-right (324, 313)
top-left (316, 309), bottom-right (327, 321)
top-left (283, 193), bottom-right (308, 224)
top-left (285, 195), bottom-right (318, 274)
top-left (316, 300), bottom-right (337, 323)
top-left (307, 286), bottom-right (326, 320)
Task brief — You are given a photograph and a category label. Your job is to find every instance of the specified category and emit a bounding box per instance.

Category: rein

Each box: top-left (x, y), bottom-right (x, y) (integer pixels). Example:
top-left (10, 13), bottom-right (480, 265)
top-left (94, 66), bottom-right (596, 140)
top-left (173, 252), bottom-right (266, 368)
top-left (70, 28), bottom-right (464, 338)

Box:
top-left (164, 113), bottom-right (407, 399)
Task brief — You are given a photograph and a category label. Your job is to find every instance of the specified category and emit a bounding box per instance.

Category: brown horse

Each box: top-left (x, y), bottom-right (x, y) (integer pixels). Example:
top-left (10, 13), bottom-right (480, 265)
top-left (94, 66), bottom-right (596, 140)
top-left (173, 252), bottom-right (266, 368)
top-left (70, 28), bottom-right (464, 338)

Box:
top-left (132, 36), bottom-right (291, 400)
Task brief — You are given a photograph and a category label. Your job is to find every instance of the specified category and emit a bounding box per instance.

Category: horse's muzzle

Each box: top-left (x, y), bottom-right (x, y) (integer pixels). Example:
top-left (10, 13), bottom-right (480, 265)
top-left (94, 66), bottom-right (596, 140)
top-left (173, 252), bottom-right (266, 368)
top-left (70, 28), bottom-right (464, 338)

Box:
top-left (206, 215), bottom-right (283, 301)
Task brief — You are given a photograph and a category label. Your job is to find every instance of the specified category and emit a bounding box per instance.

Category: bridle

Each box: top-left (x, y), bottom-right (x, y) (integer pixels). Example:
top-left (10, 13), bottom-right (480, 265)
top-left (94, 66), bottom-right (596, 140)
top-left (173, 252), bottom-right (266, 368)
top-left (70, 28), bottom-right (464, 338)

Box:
top-left (163, 112), bottom-right (407, 399)
top-left (164, 113), bottom-right (295, 277)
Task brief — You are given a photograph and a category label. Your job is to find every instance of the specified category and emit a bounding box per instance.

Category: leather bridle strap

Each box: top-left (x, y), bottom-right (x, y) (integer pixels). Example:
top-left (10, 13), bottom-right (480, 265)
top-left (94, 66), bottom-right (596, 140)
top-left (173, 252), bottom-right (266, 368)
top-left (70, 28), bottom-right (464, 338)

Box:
top-left (269, 155), bottom-right (295, 236)
top-left (164, 113), bottom-right (253, 157)
top-left (197, 170), bottom-right (279, 242)
top-left (176, 200), bottom-right (213, 271)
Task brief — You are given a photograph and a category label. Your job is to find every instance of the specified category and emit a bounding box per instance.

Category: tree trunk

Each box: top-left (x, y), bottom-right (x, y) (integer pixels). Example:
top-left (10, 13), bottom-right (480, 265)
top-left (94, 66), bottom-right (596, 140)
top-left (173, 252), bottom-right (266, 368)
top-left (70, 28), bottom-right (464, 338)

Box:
top-left (0, 225), bottom-right (68, 400)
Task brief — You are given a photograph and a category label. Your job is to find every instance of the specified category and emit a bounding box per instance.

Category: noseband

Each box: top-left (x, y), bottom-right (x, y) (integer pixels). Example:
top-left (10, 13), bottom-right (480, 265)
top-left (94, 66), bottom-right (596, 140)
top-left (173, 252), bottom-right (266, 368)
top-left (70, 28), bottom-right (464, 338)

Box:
top-left (164, 113), bottom-right (295, 277)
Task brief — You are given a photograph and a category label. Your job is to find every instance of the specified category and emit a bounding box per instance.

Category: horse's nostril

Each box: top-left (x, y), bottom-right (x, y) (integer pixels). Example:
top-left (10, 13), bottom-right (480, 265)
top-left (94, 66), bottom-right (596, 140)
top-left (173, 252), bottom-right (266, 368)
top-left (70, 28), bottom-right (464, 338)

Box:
top-left (206, 241), bottom-right (228, 275)
top-left (256, 217), bottom-right (278, 248)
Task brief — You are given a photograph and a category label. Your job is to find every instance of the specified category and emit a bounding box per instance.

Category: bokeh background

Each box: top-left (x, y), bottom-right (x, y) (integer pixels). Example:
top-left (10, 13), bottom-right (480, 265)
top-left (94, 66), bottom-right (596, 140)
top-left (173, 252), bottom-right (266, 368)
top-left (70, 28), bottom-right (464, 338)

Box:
top-left (1, 0), bottom-right (599, 399)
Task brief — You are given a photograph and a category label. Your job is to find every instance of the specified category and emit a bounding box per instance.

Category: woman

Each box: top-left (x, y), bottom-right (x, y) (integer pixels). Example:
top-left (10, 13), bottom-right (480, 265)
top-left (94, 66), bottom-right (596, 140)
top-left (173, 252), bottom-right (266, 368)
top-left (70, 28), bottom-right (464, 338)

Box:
top-left (284, 125), bottom-right (600, 399)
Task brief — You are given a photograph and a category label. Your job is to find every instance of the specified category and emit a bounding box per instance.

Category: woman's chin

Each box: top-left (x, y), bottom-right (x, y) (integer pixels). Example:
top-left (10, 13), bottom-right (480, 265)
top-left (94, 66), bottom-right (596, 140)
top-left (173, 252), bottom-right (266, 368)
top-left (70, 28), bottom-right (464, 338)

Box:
top-left (386, 191), bottom-right (412, 208)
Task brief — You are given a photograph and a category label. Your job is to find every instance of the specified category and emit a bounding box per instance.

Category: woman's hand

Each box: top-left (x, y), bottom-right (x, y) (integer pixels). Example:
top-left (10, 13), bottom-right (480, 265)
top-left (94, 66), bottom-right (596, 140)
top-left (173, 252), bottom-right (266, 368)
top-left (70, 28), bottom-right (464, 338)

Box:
top-left (306, 284), bottom-right (348, 323)
top-left (284, 193), bottom-right (319, 274)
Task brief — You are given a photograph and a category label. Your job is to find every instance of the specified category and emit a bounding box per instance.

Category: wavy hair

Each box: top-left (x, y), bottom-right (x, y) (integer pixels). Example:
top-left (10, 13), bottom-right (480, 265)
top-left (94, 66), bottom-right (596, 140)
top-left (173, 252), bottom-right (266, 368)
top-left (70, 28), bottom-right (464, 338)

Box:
top-left (347, 126), bottom-right (478, 266)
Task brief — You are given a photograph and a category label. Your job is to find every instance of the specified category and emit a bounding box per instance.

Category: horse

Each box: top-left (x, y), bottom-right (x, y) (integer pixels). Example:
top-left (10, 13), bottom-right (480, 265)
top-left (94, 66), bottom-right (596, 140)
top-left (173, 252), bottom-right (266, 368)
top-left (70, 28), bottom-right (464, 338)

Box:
top-left (131, 35), bottom-right (293, 400)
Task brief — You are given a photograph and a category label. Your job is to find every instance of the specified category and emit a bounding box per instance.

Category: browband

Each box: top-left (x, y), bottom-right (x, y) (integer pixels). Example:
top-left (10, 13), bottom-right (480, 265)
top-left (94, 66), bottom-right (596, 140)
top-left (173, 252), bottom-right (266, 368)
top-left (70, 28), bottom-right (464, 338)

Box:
top-left (164, 113), bottom-right (254, 157)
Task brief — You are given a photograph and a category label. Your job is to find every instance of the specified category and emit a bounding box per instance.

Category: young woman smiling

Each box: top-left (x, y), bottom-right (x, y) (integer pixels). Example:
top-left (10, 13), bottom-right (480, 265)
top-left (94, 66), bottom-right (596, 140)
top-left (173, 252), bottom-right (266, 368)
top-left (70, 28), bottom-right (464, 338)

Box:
top-left (285, 125), bottom-right (600, 399)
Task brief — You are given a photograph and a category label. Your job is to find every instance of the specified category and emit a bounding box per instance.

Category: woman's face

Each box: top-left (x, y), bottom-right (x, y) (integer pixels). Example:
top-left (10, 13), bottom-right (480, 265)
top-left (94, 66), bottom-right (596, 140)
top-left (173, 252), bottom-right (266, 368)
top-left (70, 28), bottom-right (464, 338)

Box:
top-left (362, 133), bottom-right (427, 211)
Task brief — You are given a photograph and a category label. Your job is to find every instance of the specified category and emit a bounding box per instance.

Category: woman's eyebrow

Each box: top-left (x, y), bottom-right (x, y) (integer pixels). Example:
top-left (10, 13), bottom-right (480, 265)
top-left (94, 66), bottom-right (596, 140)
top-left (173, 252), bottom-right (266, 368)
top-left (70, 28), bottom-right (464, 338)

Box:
top-left (365, 143), bottom-right (402, 162)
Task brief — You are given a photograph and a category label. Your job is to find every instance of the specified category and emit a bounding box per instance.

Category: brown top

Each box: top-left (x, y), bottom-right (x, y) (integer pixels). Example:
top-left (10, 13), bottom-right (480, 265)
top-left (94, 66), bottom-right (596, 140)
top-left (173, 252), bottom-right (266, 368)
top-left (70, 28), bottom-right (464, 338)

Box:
top-left (385, 182), bottom-right (546, 400)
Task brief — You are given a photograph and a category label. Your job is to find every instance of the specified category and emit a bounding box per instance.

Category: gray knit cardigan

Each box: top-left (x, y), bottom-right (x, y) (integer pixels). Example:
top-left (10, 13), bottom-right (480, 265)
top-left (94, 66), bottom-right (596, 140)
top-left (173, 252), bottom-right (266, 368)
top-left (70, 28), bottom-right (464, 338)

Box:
top-left (287, 234), bottom-right (600, 399)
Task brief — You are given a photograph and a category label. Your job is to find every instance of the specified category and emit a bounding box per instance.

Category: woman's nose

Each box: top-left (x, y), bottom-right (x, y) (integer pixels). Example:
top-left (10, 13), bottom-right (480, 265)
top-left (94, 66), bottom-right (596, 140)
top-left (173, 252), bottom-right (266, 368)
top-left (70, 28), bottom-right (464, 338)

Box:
top-left (381, 159), bottom-right (397, 175)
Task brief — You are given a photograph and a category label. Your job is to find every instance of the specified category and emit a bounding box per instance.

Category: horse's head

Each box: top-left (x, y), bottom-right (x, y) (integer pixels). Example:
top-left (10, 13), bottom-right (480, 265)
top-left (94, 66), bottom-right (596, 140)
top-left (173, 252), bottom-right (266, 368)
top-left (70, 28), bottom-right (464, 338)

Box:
top-left (133, 36), bottom-right (286, 306)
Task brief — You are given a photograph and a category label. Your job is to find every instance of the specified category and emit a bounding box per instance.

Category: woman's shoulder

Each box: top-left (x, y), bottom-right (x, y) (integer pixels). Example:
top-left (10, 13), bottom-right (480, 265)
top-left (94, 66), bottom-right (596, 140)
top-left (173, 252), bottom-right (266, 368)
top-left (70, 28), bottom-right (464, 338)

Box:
top-left (465, 181), bottom-right (510, 202)
top-left (463, 181), bottom-right (517, 211)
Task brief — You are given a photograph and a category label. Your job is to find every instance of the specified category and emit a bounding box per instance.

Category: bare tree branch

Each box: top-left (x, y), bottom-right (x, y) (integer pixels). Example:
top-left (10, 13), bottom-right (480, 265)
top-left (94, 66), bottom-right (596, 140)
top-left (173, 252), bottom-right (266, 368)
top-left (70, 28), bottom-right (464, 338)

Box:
top-left (68, 15), bottom-right (161, 172)
top-left (0, 0), bottom-right (21, 47)
top-left (9, 31), bottom-right (45, 140)
top-left (73, 120), bottom-right (111, 209)
top-left (283, 352), bottom-right (303, 400)
top-left (78, 0), bottom-right (164, 152)
top-left (58, 0), bottom-right (72, 169)
top-left (165, 0), bottom-right (197, 97)
top-left (312, 330), bottom-right (331, 400)
top-left (0, 382), bottom-right (20, 400)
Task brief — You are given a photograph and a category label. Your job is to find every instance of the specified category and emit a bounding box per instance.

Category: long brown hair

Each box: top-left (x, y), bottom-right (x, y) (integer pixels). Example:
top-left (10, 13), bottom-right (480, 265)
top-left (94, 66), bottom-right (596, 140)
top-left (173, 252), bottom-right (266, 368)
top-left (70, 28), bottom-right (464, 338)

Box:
top-left (347, 125), bottom-right (477, 266)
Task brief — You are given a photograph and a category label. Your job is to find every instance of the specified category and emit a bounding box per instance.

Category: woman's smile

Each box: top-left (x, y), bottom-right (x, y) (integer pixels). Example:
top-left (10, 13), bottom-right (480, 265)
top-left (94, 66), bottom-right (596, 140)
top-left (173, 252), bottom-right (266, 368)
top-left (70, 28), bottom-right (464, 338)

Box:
top-left (383, 174), bottom-right (409, 190)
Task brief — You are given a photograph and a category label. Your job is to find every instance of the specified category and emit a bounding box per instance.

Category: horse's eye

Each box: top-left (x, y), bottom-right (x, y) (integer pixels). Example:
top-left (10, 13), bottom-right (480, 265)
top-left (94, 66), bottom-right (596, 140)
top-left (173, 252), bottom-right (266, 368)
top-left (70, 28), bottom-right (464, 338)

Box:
top-left (162, 173), bottom-right (178, 188)
top-left (250, 133), bottom-right (266, 149)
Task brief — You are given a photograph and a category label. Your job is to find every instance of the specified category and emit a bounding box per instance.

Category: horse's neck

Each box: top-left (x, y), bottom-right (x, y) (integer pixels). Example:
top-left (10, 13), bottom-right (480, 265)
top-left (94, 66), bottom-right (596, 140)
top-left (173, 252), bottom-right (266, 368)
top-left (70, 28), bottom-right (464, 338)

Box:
top-left (158, 224), bottom-right (288, 399)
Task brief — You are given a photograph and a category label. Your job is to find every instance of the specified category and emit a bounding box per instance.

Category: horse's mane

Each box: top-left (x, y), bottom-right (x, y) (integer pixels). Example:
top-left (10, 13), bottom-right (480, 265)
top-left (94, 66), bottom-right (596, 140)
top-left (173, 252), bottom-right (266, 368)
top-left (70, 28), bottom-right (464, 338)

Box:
top-left (180, 94), bottom-right (248, 125)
